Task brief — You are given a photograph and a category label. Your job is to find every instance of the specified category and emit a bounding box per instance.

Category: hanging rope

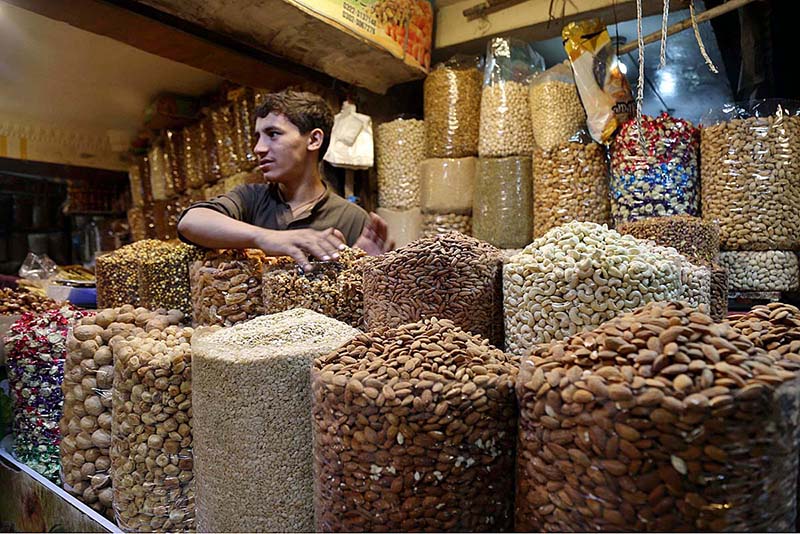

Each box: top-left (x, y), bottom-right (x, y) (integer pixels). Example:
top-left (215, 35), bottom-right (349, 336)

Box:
top-left (636, 0), bottom-right (646, 152)
top-left (690, 0), bottom-right (719, 73)
top-left (659, 0), bottom-right (670, 68)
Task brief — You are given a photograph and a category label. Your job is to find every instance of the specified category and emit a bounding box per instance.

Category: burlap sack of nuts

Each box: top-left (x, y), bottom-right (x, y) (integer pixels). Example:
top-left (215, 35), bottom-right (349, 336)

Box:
top-left (515, 301), bottom-right (800, 532)
top-left (110, 319), bottom-right (194, 532)
top-left (192, 309), bottom-right (359, 533)
top-left (533, 141), bottom-right (610, 237)
top-left (96, 239), bottom-right (171, 308)
top-left (312, 317), bottom-right (519, 532)
top-left (423, 57), bottom-right (482, 158)
top-left (701, 101), bottom-right (800, 250)
top-left (190, 249), bottom-right (270, 327)
top-left (138, 242), bottom-right (203, 318)
top-left (262, 248), bottom-right (367, 329)
top-left (61, 306), bottom-right (183, 519)
top-left (363, 232), bottom-right (504, 348)
top-left (503, 222), bottom-right (694, 357)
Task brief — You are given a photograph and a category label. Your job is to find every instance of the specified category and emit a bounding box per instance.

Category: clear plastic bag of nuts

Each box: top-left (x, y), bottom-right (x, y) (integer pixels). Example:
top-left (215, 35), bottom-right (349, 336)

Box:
top-left (96, 240), bottom-right (171, 308)
top-left (420, 212), bottom-right (472, 238)
top-left (419, 157), bottom-right (476, 215)
top-left (473, 156), bottom-right (533, 248)
top-left (210, 104), bottom-right (240, 179)
top-left (262, 248), bottom-right (367, 329)
top-left (701, 99), bottom-right (800, 250)
top-left (515, 301), bottom-right (800, 532)
top-left (312, 317), bottom-right (519, 532)
top-left (138, 242), bottom-right (203, 318)
top-left (376, 116), bottom-right (426, 210)
top-left (478, 37), bottom-right (545, 157)
top-left (190, 249), bottom-right (269, 327)
top-left (610, 113), bottom-right (700, 225)
top-left (375, 207), bottom-right (422, 249)
top-left (110, 318), bottom-right (194, 532)
top-left (533, 137), bottom-right (609, 237)
top-left (423, 55), bottom-right (482, 158)
top-left (529, 61), bottom-right (587, 151)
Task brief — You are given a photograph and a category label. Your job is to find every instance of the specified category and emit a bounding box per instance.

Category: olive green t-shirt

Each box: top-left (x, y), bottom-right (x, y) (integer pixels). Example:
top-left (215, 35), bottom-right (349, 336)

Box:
top-left (178, 183), bottom-right (369, 246)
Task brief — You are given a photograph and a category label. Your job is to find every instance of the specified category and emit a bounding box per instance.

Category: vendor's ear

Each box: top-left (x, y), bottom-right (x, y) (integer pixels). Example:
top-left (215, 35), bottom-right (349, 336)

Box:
top-left (307, 128), bottom-right (324, 152)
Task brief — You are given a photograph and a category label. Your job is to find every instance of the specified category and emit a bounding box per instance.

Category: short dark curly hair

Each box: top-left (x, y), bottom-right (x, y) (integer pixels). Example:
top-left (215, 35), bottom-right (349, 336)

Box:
top-left (255, 90), bottom-right (335, 159)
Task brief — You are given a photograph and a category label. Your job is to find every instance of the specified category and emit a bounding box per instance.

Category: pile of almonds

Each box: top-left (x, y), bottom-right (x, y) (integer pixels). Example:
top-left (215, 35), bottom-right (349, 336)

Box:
top-left (312, 317), bottom-right (519, 532)
top-left (515, 301), bottom-right (800, 532)
top-left (0, 287), bottom-right (59, 315)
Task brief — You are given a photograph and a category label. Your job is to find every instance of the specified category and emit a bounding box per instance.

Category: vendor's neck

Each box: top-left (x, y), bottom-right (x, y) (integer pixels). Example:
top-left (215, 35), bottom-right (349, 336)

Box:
top-left (278, 161), bottom-right (325, 203)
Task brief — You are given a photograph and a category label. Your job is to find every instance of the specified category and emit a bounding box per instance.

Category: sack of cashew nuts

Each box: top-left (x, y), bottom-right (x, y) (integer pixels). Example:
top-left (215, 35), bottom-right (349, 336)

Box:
top-left (515, 301), bottom-right (800, 532)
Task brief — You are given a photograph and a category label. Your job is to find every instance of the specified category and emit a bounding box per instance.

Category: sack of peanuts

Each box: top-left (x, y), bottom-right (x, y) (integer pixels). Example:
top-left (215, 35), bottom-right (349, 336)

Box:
top-left (192, 309), bottom-right (359, 533)
top-left (376, 117), bottom-right (425, 210)
top-left (60, 307), bottom-right (183, 519)
top-left (312, 317), bottom-right (519, 532)
top-left (473, 156), bottom-right (533, 249)
top-left (610, 114), bottom-right (700, 225)
top-left (478, 37), bottom-right (544, 157)
top-left (363, 232), bottom-right (504, 348)
top-left (533, 138), bottom-right (610, 237)
top-left (6, 306), bottom-right (87, 481)
top-left (110, 320), bottom-right (195, 532)
top-left (516, 301), bottom-right (800, 532)
top-left (424, 55), bottom-right (482, 158)
top-left (262, 248), bottom-right (367, 329)
top-left (529, 60), bottom-right (587, 150)
top-left (701, 100), bottom-right (800, 250)
top-left (190, 249), bottom-right (269, 326)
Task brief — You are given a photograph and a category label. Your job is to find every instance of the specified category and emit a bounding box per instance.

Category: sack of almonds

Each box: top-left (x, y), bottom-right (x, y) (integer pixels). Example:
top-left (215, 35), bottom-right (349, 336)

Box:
top-left (192, 309), bottom-right (359, 533)
top-left (61, 306), bottom-right (183, 519)
top-left (110, 319), bottom-right (194, 532)
top-left (96, 240), bottom-right (170, 308)
top-left (362, 232), bottom-right (504, 349)
top-left (138, 242), bottom-right (203, 318)
top-left (515, 301), bottom-right (800, 532)
top-left (190, 249), bottom-right (270, 327)
top-left (262, 248), bottom-right (367, 329)
top-left (312, 317), bottom-right (519, 532)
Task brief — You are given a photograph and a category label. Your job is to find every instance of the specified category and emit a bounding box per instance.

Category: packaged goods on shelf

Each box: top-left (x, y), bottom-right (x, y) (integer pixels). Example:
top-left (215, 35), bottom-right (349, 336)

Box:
top-left (610, 113), bottom-right (700, 224)
top-left (210, 104), bottom-right (239, 178)
top-left (95, 240), bottom-right (170, 308)
top-left (533, 140), bottom-right (609, 237)
top-left (363, 233), bottom-right (504, 348)
top-left (128, 163), bottom-right (145, 209)
top-left (516, 301), bottom-right (800, 532)
top-left (111, 322), bottom-right (194, 532)
top-left (231, 89), bottom-right (257, 172)
top-left (0, 287), bottom-right (58, 315)
top-left (701, 100), bottom-right (800, 250)
top-left (149, 143), bottom-right (169, 201)
top-left (617, 215), bottom-right (720, 266)
top-left (223, 170), bottom-right (260, 192)
top-left (262, 248), bottom-right (366, 329)
top-left (376, 117), bottom-right (425, 210)
top-left (473, 156), bottom-right (533, 249)
top-left (504, 222), bottom-right (697, 357)
top-left (529, 61), bottom-right (587, 150)
top-left (423, 56), bottom-right (482, 158)
top-left (138, 243), bottom-right (203, 317)
top-left (150, 200), bottom-right (177, 241)
top-left (421, 212), bottom-right (472, 238)
top-left (312, 317), bottom-right (518, 532)
top-left (6, 306), bottom-right (86, 481)
top-left (165, 129), bottom-right (186, 194)
top-left (419, 157), bottom-right (475, 214)
top-left (718, 250), bottom-right (799, 292)
top-left (192, 310), bottom-right (359, 533)
top-left (710, 263), bottom-right (728, 321)
top-left (190, 249), bottom-right (269, 327)
top-left (199, 114), bottom-right (221, 185)
top-left (375, 207), bottom-right (422, 248)
top-left (478, 37), bottom-right (544, 157)
top-left (60, 307), bottom-right (183, 519)
top-left (182, 123), bottom-right (205, 190)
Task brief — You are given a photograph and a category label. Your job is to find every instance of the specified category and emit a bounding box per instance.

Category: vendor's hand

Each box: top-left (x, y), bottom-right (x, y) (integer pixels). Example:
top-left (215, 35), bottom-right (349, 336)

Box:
top-left (254, 228), bottom-right (346, 272)
top-left (354, 212), bottom-right (395, 256)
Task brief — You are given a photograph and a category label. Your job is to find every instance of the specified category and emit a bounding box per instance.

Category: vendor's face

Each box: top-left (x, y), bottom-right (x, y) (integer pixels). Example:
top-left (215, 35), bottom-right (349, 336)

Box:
top-left (253, 112), bottom-right (321, 183)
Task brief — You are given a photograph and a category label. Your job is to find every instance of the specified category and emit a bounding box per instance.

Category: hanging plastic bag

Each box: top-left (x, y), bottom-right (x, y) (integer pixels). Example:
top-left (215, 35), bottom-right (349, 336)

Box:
top-left (324, 101), bottom-right (374, 170)
top-left (563, 19), bottom-right (634, 144)
top-left (18, 252), bottom-right (58, 289)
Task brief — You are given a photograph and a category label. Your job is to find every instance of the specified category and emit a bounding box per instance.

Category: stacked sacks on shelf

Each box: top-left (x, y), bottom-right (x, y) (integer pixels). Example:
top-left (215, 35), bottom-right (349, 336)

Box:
top-left (192, 309), bottom-right (359, 533)
top-left (6, 306), bottom-right (87, 481)
top-left (515, 301), bottom-right (800, 532)
top-left (503, 222), bottom-right (706, 357)
top-left (362, 232), bottom-right (504, 349)
top-left (312, 317), bottom-right (518, 532)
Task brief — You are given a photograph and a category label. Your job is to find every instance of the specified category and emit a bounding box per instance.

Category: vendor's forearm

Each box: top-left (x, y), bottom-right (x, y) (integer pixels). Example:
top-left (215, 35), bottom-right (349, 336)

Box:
top-left (177, 208), bottom-right (265, 249)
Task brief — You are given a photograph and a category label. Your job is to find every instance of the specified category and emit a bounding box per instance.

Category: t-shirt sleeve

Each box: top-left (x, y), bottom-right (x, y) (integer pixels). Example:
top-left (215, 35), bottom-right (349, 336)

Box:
top-left (176, 185), bottom-right (253, 244)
